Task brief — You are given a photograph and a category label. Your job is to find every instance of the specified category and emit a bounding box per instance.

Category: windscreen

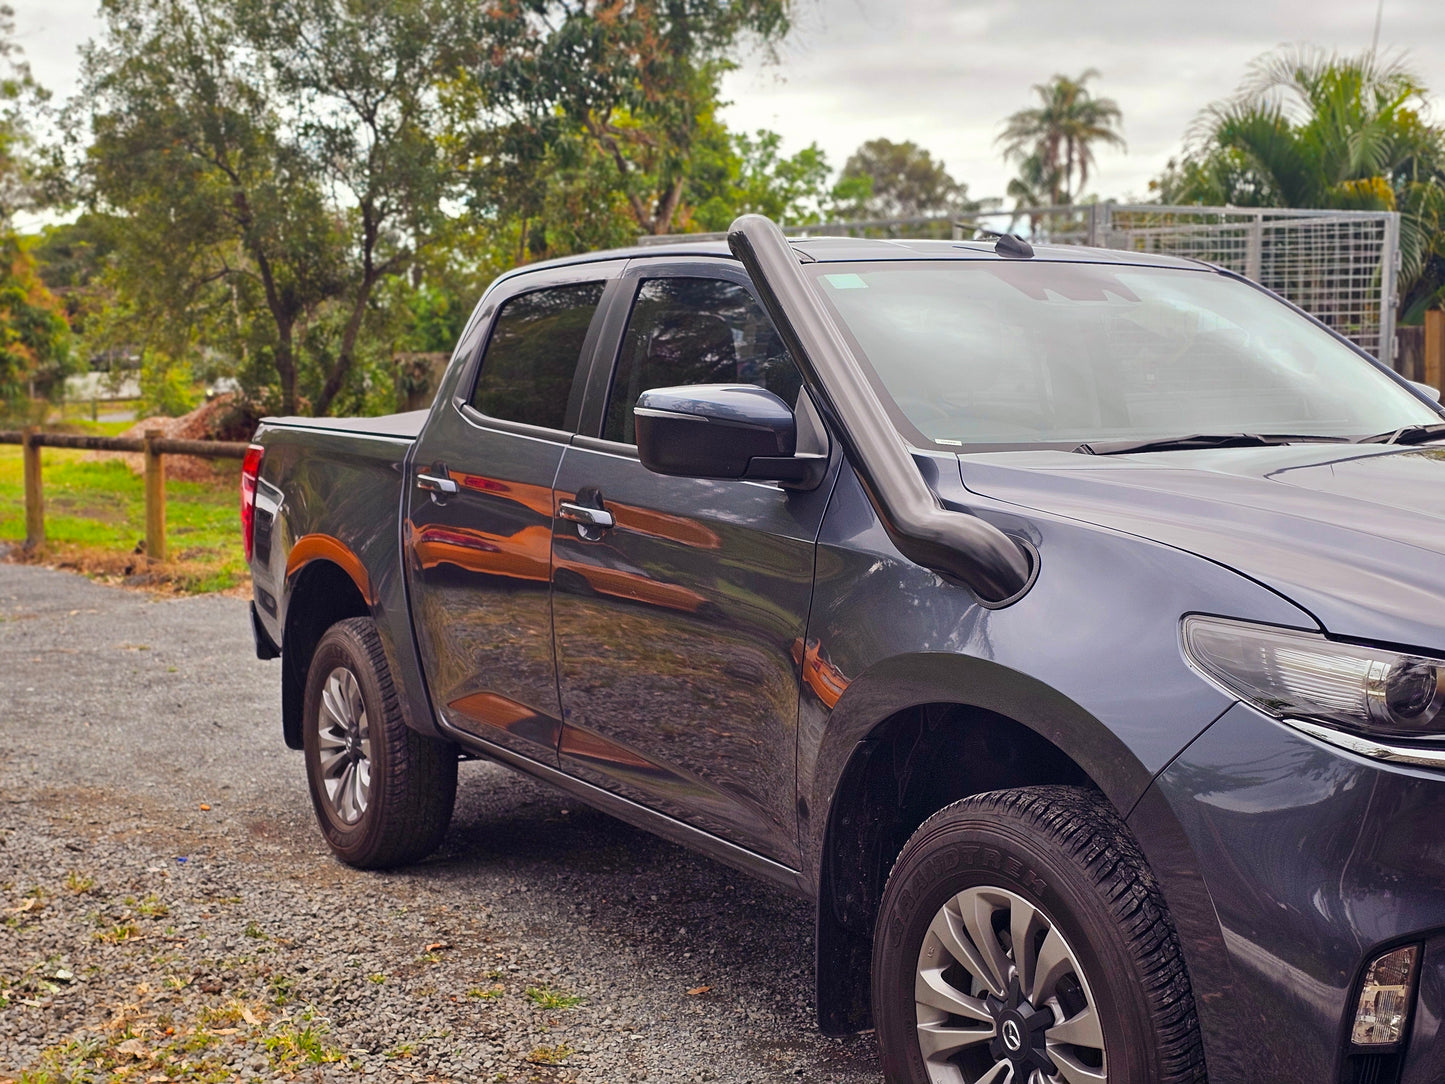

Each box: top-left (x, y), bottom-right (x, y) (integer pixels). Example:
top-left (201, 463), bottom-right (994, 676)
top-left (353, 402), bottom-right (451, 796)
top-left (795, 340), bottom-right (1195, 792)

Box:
top-left (811, 261), bottom-right (1439, 448)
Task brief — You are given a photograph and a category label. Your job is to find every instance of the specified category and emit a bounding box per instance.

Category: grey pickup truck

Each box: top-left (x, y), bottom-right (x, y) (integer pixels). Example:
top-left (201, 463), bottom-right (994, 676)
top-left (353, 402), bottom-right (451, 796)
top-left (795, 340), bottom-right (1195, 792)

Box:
top-left (245, 214), bottom-right (1445, 1084)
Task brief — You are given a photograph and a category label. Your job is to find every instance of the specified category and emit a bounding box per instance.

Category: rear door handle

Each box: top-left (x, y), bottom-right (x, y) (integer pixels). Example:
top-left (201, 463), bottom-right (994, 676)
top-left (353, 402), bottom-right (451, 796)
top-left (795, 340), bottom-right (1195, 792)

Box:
top-left (416, 473), bottom-right (458, 495)
top-left (558, 501), bottom-right (614, 530)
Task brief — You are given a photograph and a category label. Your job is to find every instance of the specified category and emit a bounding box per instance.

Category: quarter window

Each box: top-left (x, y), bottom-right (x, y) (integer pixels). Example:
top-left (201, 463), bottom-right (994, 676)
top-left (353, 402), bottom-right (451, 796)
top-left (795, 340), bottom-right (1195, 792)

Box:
top-left (470, 281), bottom-right (606, 431)
top-left (603, 277), bottom-right (802, 444)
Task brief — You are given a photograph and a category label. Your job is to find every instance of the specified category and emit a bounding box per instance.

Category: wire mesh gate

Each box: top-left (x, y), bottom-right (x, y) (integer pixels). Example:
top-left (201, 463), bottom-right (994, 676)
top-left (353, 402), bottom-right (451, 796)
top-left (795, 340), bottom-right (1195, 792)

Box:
top-left (644, 204), bottom-right (1402, 366)
top-left (992, 204), bottom-right (1400, 367)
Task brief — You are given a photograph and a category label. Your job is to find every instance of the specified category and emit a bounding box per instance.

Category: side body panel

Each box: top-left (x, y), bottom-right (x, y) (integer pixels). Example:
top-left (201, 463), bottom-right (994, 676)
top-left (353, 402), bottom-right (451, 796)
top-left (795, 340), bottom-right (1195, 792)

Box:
top-left (406, 417), bottom-right (566, 760)
top-left (798, 458), bottom-right (1325, 1072)
top-left (550, 256), bottom-right (835, 866)
top-left (401, 262), bottom-right (627, 762)
top-left (797, 457), bottom-right (1319, 887)
top-left (249, 421), bottom-right (438, 737)
top-left (551, 444), bottom-right (836, 865)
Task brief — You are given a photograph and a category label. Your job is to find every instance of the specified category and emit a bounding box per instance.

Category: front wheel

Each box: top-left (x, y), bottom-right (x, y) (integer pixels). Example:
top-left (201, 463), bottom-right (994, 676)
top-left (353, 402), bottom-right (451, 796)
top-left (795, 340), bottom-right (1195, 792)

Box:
top-left (302, 617), bottom-right (457, 869)
top-left (872, 785), bottom-right (1205, 1084)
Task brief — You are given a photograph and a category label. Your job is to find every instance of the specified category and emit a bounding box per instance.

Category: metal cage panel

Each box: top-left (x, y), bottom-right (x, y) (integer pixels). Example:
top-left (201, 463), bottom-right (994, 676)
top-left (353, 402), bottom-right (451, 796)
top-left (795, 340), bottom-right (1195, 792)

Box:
top-left (644, 205), bottom-right (1402, 366)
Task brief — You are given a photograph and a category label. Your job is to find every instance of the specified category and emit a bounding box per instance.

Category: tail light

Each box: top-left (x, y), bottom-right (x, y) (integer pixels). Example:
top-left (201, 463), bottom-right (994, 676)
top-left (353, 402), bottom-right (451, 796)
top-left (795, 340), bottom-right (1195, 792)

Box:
top-left (241, 443), bottom-right (265, 562)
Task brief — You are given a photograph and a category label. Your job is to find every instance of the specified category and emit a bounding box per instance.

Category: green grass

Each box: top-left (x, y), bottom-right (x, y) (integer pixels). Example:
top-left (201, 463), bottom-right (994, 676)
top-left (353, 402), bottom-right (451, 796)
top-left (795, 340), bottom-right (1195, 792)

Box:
top-left (526, 1042), bottom-right (574, 1066)
top-left (0, 445), bottom-right (247, 593)
top-left (263, 1023), bottom-right (345, 1070)
top-left (523, 984), bottom-right (582, 1010)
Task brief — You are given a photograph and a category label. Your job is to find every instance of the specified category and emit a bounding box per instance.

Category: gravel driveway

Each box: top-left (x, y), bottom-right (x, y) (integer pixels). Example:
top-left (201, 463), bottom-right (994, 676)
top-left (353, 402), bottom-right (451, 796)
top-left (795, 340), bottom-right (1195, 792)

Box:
top-left (0, 562), bottom-right (881, 1083)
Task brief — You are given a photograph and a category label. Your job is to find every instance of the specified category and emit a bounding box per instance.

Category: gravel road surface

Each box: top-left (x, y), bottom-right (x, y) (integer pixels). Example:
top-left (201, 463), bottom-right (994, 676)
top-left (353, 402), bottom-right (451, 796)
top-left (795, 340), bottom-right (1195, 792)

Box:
top-left (0, 562), bottom-right (882, 1082)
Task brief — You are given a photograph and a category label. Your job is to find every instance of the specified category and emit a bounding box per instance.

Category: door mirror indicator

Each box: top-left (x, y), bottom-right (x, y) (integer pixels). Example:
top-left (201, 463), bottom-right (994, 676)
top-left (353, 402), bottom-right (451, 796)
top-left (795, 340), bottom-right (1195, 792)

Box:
top-left (635, 384), bottom-right (825, 487)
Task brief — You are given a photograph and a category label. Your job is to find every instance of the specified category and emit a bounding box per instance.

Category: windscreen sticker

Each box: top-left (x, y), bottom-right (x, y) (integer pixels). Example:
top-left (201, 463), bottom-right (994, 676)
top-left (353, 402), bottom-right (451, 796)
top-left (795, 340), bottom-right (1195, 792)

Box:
top-left (822, 273), bottom-right (869, 290)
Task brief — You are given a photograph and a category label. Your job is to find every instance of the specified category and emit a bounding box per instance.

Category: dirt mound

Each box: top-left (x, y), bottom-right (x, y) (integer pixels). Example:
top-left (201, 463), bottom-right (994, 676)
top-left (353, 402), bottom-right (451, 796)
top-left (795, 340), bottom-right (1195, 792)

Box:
top-left (88, 395), bottom-right (244, 482)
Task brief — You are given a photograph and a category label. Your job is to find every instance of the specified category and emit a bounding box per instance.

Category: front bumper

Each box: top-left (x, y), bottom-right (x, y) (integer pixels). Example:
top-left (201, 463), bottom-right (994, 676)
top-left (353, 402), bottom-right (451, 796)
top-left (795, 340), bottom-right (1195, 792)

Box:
top-left (1140, 701), bottom-right (1445, 1083)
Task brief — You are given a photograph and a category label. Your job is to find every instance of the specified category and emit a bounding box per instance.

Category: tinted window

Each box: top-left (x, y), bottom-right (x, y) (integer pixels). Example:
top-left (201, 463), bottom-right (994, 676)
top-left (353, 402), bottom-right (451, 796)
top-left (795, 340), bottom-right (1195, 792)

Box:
top-left (470, 281), bottom-right (606, 430)
top-left (604, 277), bottom-right (802, 443)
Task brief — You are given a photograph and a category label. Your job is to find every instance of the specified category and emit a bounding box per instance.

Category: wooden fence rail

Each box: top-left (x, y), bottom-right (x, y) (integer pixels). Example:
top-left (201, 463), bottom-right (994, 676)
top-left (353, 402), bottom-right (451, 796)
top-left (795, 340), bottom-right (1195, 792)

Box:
top-left (1, 427), bottom-right (250, 561)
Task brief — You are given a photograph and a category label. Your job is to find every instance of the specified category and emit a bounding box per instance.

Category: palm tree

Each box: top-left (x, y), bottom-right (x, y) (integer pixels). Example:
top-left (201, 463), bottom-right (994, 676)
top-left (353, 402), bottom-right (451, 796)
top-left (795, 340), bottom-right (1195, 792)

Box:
top-left (997, 70), bottom-right (1126, 206)
top-left (1003, 152), bottom-right (1056, 232)
top-left (1165, 46), bottom-right (1445, 318)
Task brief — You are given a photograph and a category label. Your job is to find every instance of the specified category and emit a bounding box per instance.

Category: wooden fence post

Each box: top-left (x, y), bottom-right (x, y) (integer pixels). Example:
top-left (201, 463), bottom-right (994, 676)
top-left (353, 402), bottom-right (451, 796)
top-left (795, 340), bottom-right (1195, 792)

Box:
top-left (22, 427), bottom-right (43, 550)
top-left (1426, 309), bottom-right (1445, 392)
top-left (143, 428), bottom-right (166, 561)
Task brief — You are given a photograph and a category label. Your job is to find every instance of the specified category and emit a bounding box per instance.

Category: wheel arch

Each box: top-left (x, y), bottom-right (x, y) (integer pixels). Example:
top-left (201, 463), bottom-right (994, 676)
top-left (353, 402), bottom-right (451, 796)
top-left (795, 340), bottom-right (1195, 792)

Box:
top-left (807, 652), bottom-right (1161, 1036)
top-left (281, 551), bottom-right (372, 751)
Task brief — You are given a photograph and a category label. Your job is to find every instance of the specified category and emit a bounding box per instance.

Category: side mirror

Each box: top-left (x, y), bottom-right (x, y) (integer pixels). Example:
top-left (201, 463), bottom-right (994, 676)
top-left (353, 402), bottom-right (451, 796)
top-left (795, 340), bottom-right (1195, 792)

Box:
top-left (1409, 379), bottom-right (1441, 402)
top-left (634, 384), bottom-right (825, 487)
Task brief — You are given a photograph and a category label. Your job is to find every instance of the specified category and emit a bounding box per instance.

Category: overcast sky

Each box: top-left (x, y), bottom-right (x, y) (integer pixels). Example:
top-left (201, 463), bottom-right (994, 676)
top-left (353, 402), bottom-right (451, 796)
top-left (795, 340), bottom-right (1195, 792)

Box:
top-left (12, 0), bottom-right (1445, 207)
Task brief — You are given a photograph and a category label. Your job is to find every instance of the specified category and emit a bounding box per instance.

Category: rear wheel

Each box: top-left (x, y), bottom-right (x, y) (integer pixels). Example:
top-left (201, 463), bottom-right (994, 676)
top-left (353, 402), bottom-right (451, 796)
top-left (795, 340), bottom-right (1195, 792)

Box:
top-left (302, 617), bottom-right (457, 869)
top-left (872, 785), bottom-right (1204, 1084)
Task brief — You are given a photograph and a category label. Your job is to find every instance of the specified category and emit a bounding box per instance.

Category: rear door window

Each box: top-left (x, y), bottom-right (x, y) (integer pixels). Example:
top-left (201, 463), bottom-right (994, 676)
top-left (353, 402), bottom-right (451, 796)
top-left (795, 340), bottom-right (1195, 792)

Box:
top-left (470, 281), bottom-right (607, 431)
top-left (603, 277), bottom-right (802, 444)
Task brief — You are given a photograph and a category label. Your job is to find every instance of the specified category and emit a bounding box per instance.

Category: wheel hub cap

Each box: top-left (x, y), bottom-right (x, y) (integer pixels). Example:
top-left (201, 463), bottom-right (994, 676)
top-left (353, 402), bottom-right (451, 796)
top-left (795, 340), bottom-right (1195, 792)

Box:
top-left (912, 885), bottom-right (1108, 1083)
top-left (986, 976), bottom-right (1055, 1075)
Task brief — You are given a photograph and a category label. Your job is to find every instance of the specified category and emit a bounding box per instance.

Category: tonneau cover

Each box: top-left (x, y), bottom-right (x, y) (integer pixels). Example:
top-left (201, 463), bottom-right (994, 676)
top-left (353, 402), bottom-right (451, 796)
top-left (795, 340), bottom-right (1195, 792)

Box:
top-left (262, 410), bottom-right (428, 440)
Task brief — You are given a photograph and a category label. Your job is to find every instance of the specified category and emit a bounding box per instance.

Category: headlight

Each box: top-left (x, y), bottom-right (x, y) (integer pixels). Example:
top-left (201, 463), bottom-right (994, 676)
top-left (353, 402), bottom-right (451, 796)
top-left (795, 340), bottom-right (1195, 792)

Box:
top-left (1183, 616), bottom-right (1445, 741)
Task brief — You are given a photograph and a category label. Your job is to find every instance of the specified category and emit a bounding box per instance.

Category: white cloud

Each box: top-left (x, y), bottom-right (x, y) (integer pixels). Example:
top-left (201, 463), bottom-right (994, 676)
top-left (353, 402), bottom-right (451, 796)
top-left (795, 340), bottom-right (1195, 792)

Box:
top-left (720, 0), bottom-right (1445, 203)
top-left (11, 0), bottom-right (1444, 208)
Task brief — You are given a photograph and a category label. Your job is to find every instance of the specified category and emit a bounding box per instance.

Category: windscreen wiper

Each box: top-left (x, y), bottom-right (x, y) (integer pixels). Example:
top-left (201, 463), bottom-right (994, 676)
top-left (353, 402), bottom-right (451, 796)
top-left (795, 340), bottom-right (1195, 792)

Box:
top-left (1074, 433), bottom-right (1353, 456)
top-left (1357, 423), bottom-right (1445, 446)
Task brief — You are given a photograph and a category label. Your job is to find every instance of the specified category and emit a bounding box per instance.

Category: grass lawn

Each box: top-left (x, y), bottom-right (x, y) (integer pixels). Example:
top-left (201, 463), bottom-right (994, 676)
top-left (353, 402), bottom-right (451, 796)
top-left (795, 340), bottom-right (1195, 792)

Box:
top-left (0, 444), bottom-right (248, 594)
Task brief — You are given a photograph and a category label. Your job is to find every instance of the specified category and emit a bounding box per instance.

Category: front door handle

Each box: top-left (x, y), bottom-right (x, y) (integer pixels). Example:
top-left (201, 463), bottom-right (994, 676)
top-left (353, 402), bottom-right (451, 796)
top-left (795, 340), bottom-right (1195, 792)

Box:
top-left (558, 501), bottom-right (614, 530)
top-left (416, 473), bottom-right (458, 496)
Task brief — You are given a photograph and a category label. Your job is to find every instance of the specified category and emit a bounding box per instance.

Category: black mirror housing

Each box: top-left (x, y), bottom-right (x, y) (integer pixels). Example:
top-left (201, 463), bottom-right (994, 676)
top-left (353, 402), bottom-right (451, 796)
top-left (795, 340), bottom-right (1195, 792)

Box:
top-left (635, 384), bottom-right (812, 482)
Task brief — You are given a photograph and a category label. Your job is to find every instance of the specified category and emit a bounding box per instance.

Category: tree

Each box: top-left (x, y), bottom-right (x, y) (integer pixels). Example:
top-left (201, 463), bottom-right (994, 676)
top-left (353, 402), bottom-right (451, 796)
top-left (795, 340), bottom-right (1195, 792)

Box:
top-left (833, 138), bottom-right (979, 219)
top-left (72, 0), bottom-right (470, 416)
top-left (31, 214), bottom-right (116, 340)
top-left (1160, 47), bottom-right (1445, 319)
top-left (1003, 152), bottom-right (1058, 225)
top-left (0, 232), bottom-right (71, 402)
top-left (465, 0), bottom-right (791, 241)
top-left (997, 70), bottom-right (1126, 206)
top-left (691, 129), bottom-right (831, 230)
top-left (0, 3), bottom-right (72, 406)
top-left (0, 2), bottom-right (44, 227)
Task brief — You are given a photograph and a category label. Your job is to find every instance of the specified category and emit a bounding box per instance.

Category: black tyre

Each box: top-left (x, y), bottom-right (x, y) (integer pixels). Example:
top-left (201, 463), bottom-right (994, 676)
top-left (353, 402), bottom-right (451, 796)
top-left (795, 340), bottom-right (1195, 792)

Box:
top-left (302, 617), bottom-right (457, 869)
top-left (872, 785), bottom-right (1205, 1084)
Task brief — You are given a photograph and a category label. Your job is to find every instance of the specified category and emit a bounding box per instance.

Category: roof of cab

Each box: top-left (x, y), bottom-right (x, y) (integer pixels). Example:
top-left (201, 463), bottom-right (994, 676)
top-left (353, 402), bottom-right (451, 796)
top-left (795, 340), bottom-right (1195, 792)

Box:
top-left (497, 234), bottom-right (1208, 281)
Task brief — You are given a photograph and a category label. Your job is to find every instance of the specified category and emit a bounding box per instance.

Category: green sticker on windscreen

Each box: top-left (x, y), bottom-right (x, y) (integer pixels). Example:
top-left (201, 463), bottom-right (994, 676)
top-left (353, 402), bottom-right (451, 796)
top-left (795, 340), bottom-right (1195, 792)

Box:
top-left (823, 273), bottom-right (868, 290)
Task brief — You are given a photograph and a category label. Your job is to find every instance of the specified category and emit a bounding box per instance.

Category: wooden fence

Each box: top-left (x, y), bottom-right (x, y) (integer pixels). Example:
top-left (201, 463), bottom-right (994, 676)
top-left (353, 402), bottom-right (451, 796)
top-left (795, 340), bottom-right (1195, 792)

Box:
top-left (0, 427), bottom-right (249, 561)
top-left (1396, 311), bottom-right (1445, 387)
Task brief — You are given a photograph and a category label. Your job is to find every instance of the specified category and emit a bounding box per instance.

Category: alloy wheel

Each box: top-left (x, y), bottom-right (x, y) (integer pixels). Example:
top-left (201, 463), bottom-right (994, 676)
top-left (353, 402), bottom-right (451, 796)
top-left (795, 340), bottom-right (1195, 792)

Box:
top-left (315, 666), bottom-right (373, 824)
top-left (914, 886), bottom-right (1106, 1084)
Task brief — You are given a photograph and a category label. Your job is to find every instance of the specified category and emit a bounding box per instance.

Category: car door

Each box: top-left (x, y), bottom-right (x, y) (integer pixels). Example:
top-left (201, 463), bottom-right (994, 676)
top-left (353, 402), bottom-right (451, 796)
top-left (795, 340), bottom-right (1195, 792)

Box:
top-left (550, 260), bottom-right (837, 865)
top-left (405, 263), bottom-right (624, 763)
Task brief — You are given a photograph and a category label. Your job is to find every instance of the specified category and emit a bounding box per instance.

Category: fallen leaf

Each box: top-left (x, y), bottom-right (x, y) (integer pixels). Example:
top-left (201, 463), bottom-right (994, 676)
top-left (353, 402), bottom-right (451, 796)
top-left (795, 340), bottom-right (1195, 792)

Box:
top-left (213, 1027), bottom-right (238, 1035)
top-left (686, 985), bottom-right (711, 996)
top-left (199, 804), bottom-right (211, 811)
top-left (425, 941), bottom-right (449, 952)
top-left (240, 1005), bottom-right (261, 1026)
top-left (116, 1038), bottom-right (148, 1058)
